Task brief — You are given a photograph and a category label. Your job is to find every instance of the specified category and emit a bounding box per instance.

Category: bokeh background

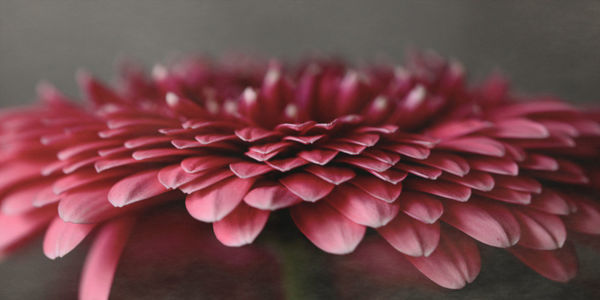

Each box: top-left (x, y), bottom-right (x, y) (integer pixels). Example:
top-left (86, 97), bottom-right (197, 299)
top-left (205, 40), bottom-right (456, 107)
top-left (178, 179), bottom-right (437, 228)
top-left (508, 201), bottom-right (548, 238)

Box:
top-left (1, 1), bottom-right (599, 299)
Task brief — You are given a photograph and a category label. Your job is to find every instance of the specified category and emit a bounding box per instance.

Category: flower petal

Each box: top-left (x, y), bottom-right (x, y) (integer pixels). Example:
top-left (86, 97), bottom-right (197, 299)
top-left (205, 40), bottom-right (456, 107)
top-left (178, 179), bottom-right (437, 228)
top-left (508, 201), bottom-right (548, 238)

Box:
top-left (185, 177), bottom-right (255, 222)
top-left (378, 214), bottom-right (440, 257)
top-left (43, 217), bottom-right (96, 259)
top-left (291, 201), bottom-right (365, 254)
top-left (213, 202), bottom-right (269, 247)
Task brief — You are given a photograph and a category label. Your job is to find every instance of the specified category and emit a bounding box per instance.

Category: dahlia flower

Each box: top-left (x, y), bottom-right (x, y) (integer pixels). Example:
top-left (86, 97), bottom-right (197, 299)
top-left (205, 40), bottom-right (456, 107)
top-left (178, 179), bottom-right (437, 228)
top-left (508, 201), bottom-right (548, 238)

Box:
top-left (0, 53), bottom-right (599, 298)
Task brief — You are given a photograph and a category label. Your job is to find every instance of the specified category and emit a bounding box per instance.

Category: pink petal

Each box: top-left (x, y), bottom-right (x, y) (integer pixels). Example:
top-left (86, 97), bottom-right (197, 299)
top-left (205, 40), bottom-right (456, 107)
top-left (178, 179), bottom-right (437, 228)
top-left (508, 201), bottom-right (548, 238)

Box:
top-left (265, 157), bottom-right (308, 172)
top-left (493, 175), bottom-right (541, 194)
top-left (326, 185), bottom-right (400, 228)
top-left (304, 165), bottom-right (356, 185)
top-left (384, 143), bottom-right (431, 160)
top-left (53, 168), bottom-right (131, 195)
top-left (378, 214), bottom-right (440, 257)
top-left (79, 216), bottom-right (136, 300)
top-left (404, 178), bottom-right (471, 202)
top-left (229, 161), bottom-right (273, 178)
top-left (108, 170), bottom-right (167, 207)
top-left (178, 168), bottom-right (234, 194)
top-left (513, 208), bottom-right (566, 250)
top-left (442, 199), bottom-right (521, 247)
top-left (427, 119), bottom-right (492, 139)
top-left (235, 127), bottom-right (278, 142)
top-left (416, 152), bottom-right (469, 177)
top-left (362, 149), bottom-right (401, 165)
top-left (440, 171), bottom-right (495, 192)
top-left (243, 182), bottom-right (301, 210)
top-left (529, 189), bottom-right (570, 215)
top-left (474, 188), bottom-right (531, 205)
top-left (132, 148), bottom-right (198, 160)
top-left (323, 141), bottom-right (366, 155)
top-left (284, 134), bottom-right (325, 144)
top-left (520, 154), bottom-right (559, 171)
top-left (185, 176), bottom-right (255, 222)
top-left (43, 217), bottom-right (96, 259)
top-left (350, 175), bottom-right (403, 203)
top-left (397, 191), bottom-right (444, 224)
top-left (367, 168), bottom-right (408, 184)
top-left (508, 244), bottom-right (577, 283)
top-left (438, 137), bottom-right (506, 157)
top-left (298, 149), bottom-right (338, 165)
top-left (291, 201), bottom-right (365, 254)
top-left (1, 180), bottom-right (56, 215)
top-left (492, 118), bottom-right (549, 139)
top-left (395, 162), bottom-right (442, 179)
top-left (213, 202), bottom-right (270, 247)
top-left (468, 156), bottom-right (519, 176)
top-left (279, 172), bottom-right (334, 202)
top-left (337, 156), bottom-right (392, 173)
top-left (563, 197), bottom-right (600, 234)
top-left (157, 164), bottom-right (201, 189)
top-left (407, 229), bottom-right (481, 289)
top-left (0, 207), bottom-right (55, 251)
top-left (338, 132), bottom-right (380, 146)
top-left (180, 155), bottom-right (234, 173)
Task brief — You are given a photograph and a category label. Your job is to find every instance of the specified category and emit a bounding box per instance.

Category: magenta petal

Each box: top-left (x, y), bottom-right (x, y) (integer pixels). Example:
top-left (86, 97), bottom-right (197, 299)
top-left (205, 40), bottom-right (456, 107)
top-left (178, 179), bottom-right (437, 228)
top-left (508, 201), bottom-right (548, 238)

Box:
top-left (350, 175), bottom-right (403, 203)
top-left (508, 244), bottom-right (578, 283)
top-left (407, 229), bottom-right (481, 289)
top-left (397, 191), bottom-right (444, 224)
top-left (326, 185), bottom-right (400, 228)
top-left (304, 165), bottom-right (356, 185)
top-left (378, 214), bottom-right (440, 257)
top-left (468, 156), bottom-right (519, 176)
top-left (157, 164), bottom-right (201, 189)
top-left (291, 201), bottom-right (365, 254)
top-left (530, 189), bottom-right (570, 216)
top-left (520, 153), bottom-right (559, 171)
top-left (404, 178), bottom-right (471, 202)
top-left (181, 155), bottom-right (233, 173)
top-left (492, 118), bottom-right (549, 139)
top-left (427, 119), bottom-right (492, 139)
top-left (43, 217), bottom-right (96, 259)
top-left (493, 175), bottom-right (541, 194)
top-left (243, 182), bottom-right (301, 210)
top-left (440, 171), bottom-right (495, 192)
top-left (438, 137), bottom-right (506, 157)
top-left (229, 161), bottom-right (273, 178)
top-left (442, 199), bottom-right (521, 248)
top-left (79, 216), bottom-right (135, 300)
top-left (213, 202), bottom-right (270, 247)
top-left (108, 170), bottom-right (167, 207)
top-left (178, 168), bottom-right (234, 194)
top-left (563, 197), bottom-right (600, 234)
top-left (474, 187), bottom-right (531, 205)
top-left (298, 148), bottom-right (338, 165)
top-left (0, 207), bottom-right (55, 251)
top-left (279, 172), bottom-right (334, 202)
top-left (417, 152), bottom-right (470, 177)
top-left (513, 208), bottom-right (566, 250)
top-left (185, 176), bottom-right (255, 222)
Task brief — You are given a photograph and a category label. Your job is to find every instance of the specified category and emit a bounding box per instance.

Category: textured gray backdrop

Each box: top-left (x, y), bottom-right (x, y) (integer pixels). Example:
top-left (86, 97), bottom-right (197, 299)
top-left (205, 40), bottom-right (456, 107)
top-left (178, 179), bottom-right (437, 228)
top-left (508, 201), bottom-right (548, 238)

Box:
top-left (0, 1), bottom-right (599, 299)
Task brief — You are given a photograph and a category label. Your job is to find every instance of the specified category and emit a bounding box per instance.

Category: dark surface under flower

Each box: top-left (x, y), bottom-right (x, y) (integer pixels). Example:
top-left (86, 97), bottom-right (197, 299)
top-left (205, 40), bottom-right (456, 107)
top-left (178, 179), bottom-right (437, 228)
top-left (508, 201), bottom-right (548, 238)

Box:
top-left (0, 53), bottom-right (599, 298)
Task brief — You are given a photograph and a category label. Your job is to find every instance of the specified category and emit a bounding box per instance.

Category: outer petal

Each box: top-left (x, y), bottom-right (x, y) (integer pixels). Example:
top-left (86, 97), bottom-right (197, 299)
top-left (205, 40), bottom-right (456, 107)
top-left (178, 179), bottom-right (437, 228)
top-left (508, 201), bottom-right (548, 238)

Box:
top-left (213, 202), bottom-right (270, 247)
top-left (442, 199), bottom-right (521, 248)
top-left (407, 229), bottom-right (481, 289)
top-left (79, 216), bottom-right (136, 300)
top-left (243, 182), bottom-right (301, 210)
top-left (108, 170), bottom-right (168, 207)
top-left (279, 172), bottom-right (334, 202)
top-left (508, 243), bottom-right (578, 282)
top-left (377, 214), bottom-right (440, 257)
top-left (397, 191), bottom-right (444, 224)
top-left (0, 207), bottom-right (55, 251)
top-left (291, 201), bottom-right (365, 254)
top-left (185, 177), bottom-right (255, 222)
top-left (326, 185), bottom-right (400, 228)
top-left (43, 217), bottom-right (96, 259)
top-left (513, 208), bottom-right (566, 250)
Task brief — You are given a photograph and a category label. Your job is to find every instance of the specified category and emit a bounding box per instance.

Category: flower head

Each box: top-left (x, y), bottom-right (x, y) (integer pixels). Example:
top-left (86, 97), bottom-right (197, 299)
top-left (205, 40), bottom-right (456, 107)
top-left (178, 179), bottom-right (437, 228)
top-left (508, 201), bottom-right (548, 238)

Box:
top-left (0, 53), bottom-right (599, 297)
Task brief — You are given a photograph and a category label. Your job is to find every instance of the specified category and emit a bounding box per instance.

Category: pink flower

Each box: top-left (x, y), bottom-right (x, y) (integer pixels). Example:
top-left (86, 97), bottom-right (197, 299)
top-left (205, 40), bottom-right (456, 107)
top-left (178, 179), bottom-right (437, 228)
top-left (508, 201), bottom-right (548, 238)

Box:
top-left (0, 53), bottom-right (599, 298)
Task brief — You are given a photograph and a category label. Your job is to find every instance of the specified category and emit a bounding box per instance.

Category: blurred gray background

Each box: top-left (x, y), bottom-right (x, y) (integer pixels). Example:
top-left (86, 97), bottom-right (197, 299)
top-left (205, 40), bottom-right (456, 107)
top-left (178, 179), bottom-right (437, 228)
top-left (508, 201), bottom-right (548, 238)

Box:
top-left (1, 0), bottom-right (600, 107)
top-left (1, 1), bottom-right (600, 299)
